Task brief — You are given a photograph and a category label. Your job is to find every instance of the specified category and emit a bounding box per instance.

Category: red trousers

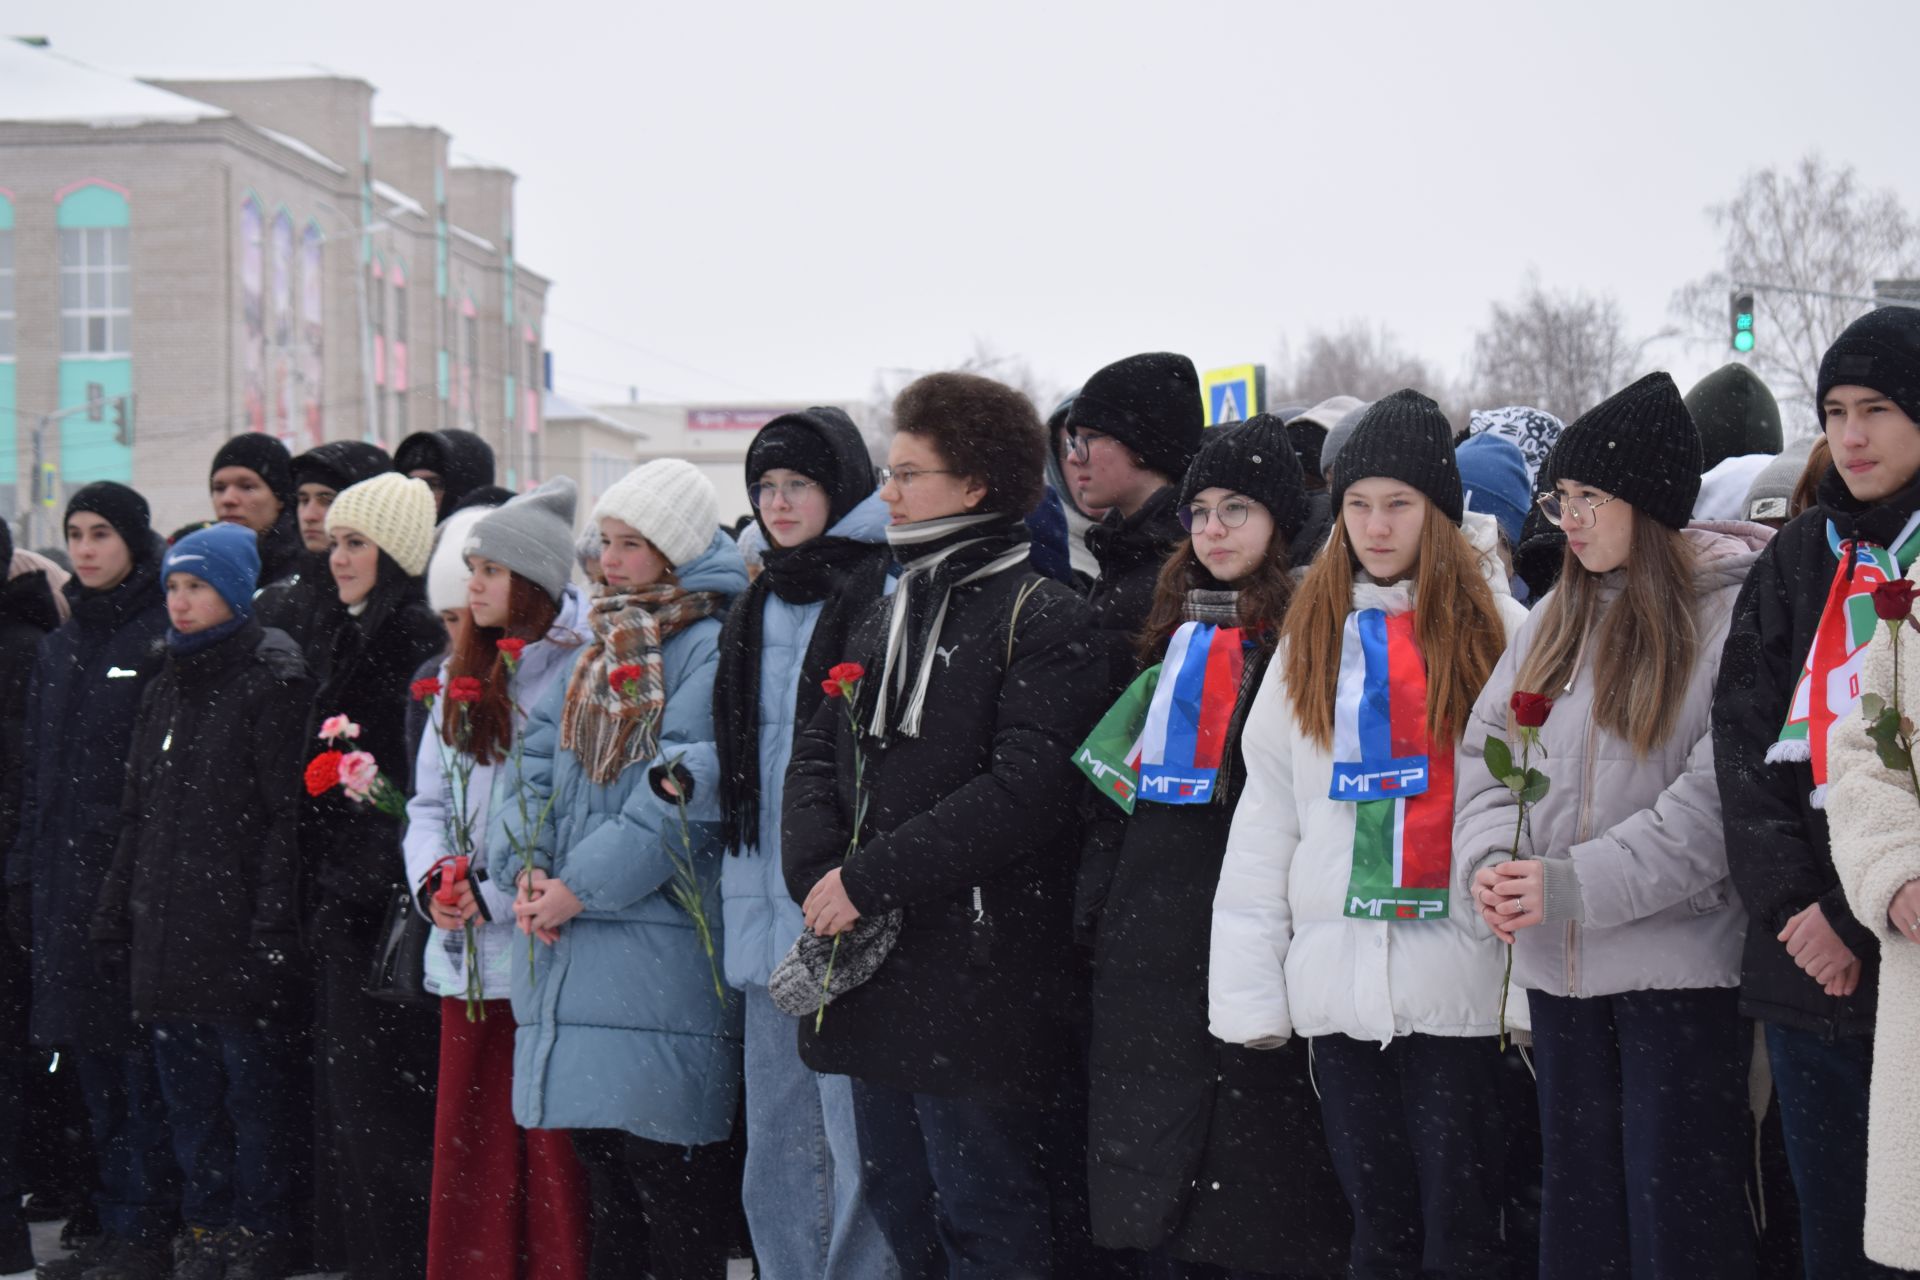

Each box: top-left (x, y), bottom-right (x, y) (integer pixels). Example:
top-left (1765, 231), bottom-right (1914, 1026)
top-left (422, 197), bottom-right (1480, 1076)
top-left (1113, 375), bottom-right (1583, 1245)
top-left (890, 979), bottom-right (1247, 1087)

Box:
top-left (428, 998), bottom-right (591, 1280)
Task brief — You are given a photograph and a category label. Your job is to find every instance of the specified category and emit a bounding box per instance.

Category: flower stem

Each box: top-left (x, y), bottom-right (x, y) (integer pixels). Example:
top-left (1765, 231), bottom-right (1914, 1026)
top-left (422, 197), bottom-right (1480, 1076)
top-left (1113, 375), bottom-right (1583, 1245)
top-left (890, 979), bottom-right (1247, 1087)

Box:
top-left (815, 934), bottom-right (841, 1034)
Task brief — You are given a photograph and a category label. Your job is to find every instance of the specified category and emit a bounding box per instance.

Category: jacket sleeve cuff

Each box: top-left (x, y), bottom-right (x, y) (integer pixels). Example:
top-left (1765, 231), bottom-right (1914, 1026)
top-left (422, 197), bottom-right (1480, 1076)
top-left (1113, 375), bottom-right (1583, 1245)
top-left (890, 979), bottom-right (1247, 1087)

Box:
top-left (1818, 885), bottom-right (1880, 959)
top-left (1540, 857), bottom-right (1585, 924)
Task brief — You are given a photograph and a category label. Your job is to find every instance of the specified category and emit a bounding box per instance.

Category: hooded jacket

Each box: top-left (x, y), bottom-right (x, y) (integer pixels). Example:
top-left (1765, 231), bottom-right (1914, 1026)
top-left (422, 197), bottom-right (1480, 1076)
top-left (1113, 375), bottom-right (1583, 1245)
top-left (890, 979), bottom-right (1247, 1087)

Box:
top-left (484, 530), bottom-right (747, 1145)
top-left (717, 490), bottom-right (890, 990)
top-left (395, 429), bottom-right (497, 518)
top-left (1210, 517), bottom-right (1528, 1048)
top-left (1827, 557), bottom-right (1920, 1271)
top-left (402, 586), bottom-right (591, 1001)
top-left (92, 621), bottom-right (311, 1025)
top-left (5, 566), bottom-right (169, 1049)
top-left (1455, 522), bottom-right (1770, 1000)
top-left (1712, 467), bottom-right (1920, 1036)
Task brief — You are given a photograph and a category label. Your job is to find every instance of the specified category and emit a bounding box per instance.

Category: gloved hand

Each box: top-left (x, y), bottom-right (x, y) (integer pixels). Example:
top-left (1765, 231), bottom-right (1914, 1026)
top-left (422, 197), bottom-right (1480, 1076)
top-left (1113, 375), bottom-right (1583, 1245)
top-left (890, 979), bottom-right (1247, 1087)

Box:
top-left (3, 887), bottom-right (29, 954)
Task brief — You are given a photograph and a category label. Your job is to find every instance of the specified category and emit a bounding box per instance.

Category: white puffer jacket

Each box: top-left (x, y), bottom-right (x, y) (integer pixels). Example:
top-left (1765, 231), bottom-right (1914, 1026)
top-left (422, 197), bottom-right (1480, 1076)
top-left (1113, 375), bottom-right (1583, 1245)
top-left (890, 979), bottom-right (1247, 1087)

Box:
top-left (1827, 554), bottom-right (1920, 1273)
top-left (1210, 516), bottom-right (1528, 1048)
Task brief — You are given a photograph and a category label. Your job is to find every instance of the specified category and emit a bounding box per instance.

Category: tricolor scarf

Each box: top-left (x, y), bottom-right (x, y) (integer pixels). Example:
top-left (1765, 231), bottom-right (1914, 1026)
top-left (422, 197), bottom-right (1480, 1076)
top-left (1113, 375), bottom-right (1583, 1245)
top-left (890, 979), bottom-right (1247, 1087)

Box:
top-left (561, 583), bottom-right (727, 786)
top-left (1767, 508), bottom-right (1920, 807)
top-left (1329, 592), bottom-right (1451, 921)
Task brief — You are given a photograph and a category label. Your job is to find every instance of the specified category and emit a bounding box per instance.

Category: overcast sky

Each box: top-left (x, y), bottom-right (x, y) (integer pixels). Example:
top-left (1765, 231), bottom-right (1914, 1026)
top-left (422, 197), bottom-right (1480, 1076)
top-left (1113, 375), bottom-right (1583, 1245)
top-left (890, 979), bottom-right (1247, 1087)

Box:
top-left (18, 0), bottom-right (1920, 414)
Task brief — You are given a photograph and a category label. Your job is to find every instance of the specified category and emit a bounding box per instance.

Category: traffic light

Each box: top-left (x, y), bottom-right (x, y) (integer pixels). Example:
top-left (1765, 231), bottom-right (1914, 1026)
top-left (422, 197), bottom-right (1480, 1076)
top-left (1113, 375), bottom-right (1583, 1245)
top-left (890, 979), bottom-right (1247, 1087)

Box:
top-left (111, 395), bottom-right (133, 446)
top-left (1731, 290), bottom-right (1756, 353)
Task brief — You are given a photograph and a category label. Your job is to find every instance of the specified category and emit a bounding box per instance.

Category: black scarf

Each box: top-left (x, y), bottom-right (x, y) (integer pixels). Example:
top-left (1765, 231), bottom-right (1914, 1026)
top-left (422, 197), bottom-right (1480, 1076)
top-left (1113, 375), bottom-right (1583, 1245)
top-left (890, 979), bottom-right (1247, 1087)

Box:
top-left (1818, 463), bottom-right (1920, 562)
top-left (715, 535), bottom-right (893, 853)
top-left (863, 512), bottom-right (1031, 741)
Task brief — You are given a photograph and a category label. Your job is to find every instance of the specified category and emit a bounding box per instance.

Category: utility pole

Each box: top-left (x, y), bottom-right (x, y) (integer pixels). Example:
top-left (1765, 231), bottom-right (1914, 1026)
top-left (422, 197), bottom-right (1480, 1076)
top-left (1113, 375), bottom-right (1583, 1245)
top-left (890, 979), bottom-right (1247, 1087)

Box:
top-left (28, 399), bottom-right (122, 548)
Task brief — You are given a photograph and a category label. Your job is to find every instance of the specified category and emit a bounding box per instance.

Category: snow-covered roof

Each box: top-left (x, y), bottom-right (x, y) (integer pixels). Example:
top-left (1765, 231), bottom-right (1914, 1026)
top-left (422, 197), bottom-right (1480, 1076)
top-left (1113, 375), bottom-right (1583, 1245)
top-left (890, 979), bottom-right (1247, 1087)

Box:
top-left (372, 179), bottom-right (427, 221)
top-left (544, 389), bottom-right (649, 438)
top-left (251, 123), bottom-right (342, 174)
top-left (133, 62), bottom-right (367, 85)
top-left (450, 224), bottom-right (496, 254)
top-left (0, 41), bottom-right (228, 127)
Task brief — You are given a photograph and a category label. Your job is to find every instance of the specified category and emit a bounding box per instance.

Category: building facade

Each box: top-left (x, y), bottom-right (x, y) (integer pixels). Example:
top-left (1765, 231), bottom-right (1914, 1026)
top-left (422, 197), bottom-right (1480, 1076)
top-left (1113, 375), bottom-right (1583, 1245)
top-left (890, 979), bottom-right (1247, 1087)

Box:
top-left (0, 40), bottom-right (550, 541)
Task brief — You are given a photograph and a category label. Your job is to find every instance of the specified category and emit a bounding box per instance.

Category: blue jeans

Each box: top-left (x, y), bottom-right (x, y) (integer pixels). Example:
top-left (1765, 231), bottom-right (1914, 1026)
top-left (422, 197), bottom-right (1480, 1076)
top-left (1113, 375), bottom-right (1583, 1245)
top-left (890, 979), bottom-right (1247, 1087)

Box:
top-left (741, 984), bottom-right (896, 1280)
top-left (73, 1041), bottom-right (177, 1243)
top-left (150, 1021), bottom-right (299, 1236)
top-left (850, 1081), bottom-right (1051, 1280)
top-left (1764, 1023), bottom-right (1905, 1280)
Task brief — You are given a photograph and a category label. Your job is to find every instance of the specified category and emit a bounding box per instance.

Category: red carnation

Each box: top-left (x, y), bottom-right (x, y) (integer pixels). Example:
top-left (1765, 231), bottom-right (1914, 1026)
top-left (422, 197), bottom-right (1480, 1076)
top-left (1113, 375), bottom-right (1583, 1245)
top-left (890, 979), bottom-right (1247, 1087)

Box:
top-left (497, 637), bottom-right (527, 662)
top-left (447, 676), bottom-right (485, 704)
top-left (823, 661), bottom-right (865, 700)
top-left (410, 677), bottom-right (442, 702)
top-left (304, 750), bottom-right (343, 798)
top-left (608, 664), bottom-right (645, 697)
top-left (1873, 580), bottom-right (1916, 622)
top-left (1510, 691), bottom-right (1554, 729)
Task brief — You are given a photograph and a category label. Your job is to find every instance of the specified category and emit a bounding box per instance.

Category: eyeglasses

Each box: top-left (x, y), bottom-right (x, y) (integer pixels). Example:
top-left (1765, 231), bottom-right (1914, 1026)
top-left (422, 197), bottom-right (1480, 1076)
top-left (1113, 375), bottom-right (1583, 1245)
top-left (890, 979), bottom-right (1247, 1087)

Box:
top-left (1535, 490), bottom-right (1621, 530)
top-left (877, 466), bottom-right (958, 488)
top-left (1066, 431), bottom-right (1109, 464)
top-left (747, 477), bottom-right (822, 508)
top-left (1178, 498), bottom-right (1258, 533)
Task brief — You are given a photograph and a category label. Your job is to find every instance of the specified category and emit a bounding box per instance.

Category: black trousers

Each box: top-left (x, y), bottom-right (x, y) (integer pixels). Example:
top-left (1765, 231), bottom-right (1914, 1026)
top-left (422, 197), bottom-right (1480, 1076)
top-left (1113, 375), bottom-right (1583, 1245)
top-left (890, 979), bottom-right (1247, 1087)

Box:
top-left (315, 928), bottom-right (438, 1280)
top-left (569, 1128), bottom-right (737, 1280)
top-left (1311, 1033), bottom-right (1509, 1280)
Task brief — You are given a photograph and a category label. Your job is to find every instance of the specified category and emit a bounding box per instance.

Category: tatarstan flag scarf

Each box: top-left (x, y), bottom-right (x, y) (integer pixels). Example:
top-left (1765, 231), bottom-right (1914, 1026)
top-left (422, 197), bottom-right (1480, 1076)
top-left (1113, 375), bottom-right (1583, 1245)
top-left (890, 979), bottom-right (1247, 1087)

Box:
top-left (1074, 620), bottom-right (1245, 811)
top-left (1768, 509), bottom-right (1920, 808)
top-left (1329, 607), bottom-right (1452, 921)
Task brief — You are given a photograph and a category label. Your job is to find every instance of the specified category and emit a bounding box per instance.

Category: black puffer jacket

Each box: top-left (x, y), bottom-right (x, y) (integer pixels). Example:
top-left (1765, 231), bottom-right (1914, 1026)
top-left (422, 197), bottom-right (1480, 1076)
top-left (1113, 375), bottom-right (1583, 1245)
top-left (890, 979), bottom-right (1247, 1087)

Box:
top-left (4, 567), bottom-right (168, 1049)
top-left (1086, 645), bottom-right (1349, 1273)
top-left (92, 622), bottom-right (312, 1025)
top-left (301, 560), bottom-right (444, 937)
top-left (783, 568), bottom-right (1106, 1106)
top-left (255, 548), bottom-right (345, 662)
top-left (0, 567), bottom-right (64, 1044)
top-left (1084, 485), bottom-right (1185, 695)
top-left (1714, 467), bottom-right (1920, 1036)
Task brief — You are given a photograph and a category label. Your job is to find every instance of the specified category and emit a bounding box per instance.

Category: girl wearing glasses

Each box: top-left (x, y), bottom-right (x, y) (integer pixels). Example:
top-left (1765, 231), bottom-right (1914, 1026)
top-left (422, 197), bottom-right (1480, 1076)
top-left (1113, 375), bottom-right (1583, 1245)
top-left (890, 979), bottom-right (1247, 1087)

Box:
top-left (1211, 390), bottom-right (1525, 1279)
top-left (1456, 373), bottom-right (1767, 1280)
top-left (1085, 416), bottom-right (1350, 1278)
top-left (712, 408), bottom-right (896, 1279)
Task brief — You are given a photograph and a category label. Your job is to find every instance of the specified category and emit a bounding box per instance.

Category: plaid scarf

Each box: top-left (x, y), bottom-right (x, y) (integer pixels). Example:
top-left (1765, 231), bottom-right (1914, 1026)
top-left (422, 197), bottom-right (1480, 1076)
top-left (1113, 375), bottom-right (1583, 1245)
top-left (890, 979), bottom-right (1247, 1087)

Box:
top-left (561, 584), bottom-right (726, 786)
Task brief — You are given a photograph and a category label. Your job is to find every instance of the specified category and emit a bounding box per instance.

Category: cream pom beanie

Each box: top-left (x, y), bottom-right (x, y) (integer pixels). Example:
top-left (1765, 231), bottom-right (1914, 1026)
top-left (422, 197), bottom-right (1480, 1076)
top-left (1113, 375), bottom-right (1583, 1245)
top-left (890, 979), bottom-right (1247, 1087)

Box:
top-left (426, 504), bottom-right (494, 612)
top-left (326, 472), bottom-right (437, 577)
top-left (588, 459), bottom-right (716, 568)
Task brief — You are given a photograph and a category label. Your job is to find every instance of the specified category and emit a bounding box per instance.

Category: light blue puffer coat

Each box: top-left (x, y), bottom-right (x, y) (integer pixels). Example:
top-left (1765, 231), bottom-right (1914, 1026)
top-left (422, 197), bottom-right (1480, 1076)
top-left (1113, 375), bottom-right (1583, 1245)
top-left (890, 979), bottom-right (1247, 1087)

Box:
top-left (485, 529), bottom-right (746, 1145)
top-left (719, 491), bottom-right (890, 989)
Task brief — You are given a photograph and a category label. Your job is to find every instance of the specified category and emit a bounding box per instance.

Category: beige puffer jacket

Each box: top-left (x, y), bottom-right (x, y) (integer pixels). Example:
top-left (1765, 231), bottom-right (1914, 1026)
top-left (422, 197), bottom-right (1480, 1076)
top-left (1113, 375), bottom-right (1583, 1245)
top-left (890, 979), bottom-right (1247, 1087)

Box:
top-left (1827, 554), bottom-right (1920, 1273)
top-left (1453, 521), bottom-right (1771, 999)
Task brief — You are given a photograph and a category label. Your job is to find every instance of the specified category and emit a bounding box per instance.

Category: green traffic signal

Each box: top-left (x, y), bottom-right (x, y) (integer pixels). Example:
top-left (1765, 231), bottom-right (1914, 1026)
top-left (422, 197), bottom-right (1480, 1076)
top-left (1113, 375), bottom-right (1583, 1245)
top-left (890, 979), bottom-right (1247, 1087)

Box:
top-left (1733, 330), bottom-right (1754, 353)
top-left (1730, 290), bottom-right (1757, 353)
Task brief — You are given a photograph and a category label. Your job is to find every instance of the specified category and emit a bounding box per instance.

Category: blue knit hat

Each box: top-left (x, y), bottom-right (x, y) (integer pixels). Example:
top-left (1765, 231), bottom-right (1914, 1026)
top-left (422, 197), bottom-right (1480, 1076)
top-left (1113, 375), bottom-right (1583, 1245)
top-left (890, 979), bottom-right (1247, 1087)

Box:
top-left (163, 523), bottom-right (260, 619)
top-left (1456, 432), bottom-right (1530, 548)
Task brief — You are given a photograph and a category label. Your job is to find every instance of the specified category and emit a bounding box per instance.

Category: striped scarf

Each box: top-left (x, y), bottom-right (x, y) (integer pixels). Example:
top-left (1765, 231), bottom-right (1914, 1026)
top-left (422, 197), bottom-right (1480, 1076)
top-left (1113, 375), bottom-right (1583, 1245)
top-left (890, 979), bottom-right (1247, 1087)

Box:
top-left (561, 583), bottom-right (726, 786)
top-left (1329, 592), bottom-right (1452, 922)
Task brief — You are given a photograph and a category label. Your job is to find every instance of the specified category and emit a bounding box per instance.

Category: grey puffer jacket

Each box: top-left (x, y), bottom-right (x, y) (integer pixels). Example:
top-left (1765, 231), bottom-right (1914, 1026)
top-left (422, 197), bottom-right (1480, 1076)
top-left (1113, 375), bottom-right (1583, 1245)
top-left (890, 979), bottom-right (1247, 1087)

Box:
top-left (1454, 521), bottom-right (1771, 999)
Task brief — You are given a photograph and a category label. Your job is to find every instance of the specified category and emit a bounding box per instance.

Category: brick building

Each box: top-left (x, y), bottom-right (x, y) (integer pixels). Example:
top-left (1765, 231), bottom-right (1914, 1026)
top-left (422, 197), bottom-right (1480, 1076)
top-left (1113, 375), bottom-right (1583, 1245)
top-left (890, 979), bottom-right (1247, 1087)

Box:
top-left (0, 39), bottom-right (550, 542)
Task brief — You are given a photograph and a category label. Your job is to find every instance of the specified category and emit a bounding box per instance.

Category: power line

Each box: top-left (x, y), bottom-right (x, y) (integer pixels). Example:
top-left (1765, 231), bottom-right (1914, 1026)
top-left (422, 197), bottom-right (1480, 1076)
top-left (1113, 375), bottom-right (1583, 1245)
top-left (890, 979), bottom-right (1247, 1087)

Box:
top-left (542, 310), bottom-right (771, 398)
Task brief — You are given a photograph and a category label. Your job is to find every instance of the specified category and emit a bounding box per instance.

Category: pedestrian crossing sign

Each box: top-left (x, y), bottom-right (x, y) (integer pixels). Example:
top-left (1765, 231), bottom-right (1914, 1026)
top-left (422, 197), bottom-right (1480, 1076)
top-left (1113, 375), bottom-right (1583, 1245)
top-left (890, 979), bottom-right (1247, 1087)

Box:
top-left (1202, 364), bottom-right (1265, 427)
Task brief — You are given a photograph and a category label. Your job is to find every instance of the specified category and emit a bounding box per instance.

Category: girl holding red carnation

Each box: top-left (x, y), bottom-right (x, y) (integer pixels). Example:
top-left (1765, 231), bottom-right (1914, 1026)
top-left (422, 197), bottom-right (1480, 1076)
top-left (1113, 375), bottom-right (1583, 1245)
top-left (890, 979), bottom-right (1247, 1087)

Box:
top-left (485, 460), bottom-right (747, 1280)
top-left (1455, 374), bottom-right (1772, 1279)
top-left (302, 472), bottom-right (446, 1280)
top-left (402, 477), bottom-right (594, 1280)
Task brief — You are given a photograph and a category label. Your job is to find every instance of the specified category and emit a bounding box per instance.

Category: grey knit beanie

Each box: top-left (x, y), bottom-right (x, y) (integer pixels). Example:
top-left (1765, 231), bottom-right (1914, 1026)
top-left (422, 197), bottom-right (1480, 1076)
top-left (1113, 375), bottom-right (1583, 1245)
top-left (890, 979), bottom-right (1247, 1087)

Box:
top-left (1319, 400), bottom-right (1375, 478)
top-left (1743, 437), bottom-right (1815, 523)
top-left (465, 476), bottom-right (578, 604)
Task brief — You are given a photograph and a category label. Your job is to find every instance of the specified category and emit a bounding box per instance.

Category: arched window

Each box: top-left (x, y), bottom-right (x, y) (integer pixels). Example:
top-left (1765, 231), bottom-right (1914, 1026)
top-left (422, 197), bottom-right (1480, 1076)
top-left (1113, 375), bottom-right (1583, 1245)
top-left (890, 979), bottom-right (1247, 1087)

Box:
top-left (57, 181), bottom-right (131, 356)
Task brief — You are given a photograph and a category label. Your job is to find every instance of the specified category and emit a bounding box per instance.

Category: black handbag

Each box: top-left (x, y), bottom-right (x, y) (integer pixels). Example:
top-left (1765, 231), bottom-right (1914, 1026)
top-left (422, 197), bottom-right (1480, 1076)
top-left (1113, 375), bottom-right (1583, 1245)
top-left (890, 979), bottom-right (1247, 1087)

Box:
top-left (364, 883), bottom-right (435, 1005)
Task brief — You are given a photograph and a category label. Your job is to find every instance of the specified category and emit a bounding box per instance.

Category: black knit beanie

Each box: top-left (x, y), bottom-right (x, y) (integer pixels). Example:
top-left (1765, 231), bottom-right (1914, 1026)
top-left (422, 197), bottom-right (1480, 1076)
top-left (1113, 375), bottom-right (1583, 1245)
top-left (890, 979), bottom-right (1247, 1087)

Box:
top-left (210, 433), bottom-right (295, 508)
top-left (1541, 372), bottom-right (1702, 530)
top-left (1066, 352), bottom-right (1204, 481)
top-left (1179, 415), bottom-right (1310, 546)
top-left (1329, 389), bottom-right (1464, 524)
top-left (67, 481), bottom-right (157, 565)
top-left (1684, 363), bottom-right (1782, 472)
top-left (0, 517), bottom-right (13, 566)
top-left (291, 440), bottom-right (392, 494)
top-left (745, 407), bottom-right (871, 531)
top-left (1817, 306), bottom-right (1920, 427)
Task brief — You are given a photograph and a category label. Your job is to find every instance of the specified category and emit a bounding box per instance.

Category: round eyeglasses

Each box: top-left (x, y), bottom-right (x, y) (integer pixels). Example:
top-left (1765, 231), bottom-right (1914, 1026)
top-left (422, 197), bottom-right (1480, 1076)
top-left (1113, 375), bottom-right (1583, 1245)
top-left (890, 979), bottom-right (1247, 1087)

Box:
top-left (748, 477), bottom-right (822, 508)
top-left (1178, 498), bottom-right (1257, 533)
top-left (1535, 490), bottom-right (1621, 530)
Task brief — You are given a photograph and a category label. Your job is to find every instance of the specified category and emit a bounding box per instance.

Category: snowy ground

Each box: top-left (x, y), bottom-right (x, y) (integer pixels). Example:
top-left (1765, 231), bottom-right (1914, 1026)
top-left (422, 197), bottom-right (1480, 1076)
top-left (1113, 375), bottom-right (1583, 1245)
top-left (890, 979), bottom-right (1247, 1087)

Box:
top-left (13, 1220), bottom-right (756, 1278)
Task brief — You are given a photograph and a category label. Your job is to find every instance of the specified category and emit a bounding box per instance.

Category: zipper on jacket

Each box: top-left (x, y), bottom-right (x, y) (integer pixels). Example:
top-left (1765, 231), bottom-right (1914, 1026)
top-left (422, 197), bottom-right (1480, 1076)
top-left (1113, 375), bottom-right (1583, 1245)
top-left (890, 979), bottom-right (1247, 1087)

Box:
top-left (1567, 709), bottom-right (1602, 997)
top-left (968, 886), bottom-right (991, 967)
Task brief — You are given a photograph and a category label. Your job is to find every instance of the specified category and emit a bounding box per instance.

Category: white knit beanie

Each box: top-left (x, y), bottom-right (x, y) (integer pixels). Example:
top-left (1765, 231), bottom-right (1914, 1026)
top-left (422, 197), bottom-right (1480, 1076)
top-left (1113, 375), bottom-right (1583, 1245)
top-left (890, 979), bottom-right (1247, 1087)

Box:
top-left (589, 459), bottom-right (716, 568)
top-left (326, 472), bottom-right (437, 577)
top-left (426, 505), bottom-right (493, 612)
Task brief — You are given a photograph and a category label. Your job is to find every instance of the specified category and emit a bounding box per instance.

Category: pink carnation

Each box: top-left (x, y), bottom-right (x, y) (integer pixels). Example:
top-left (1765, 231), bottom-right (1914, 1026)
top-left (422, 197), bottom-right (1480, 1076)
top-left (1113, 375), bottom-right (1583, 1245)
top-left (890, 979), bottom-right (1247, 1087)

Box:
top-left (338, 751), bottom-right (380, 800)
top-left (318, 714), bottom-right (361, 743)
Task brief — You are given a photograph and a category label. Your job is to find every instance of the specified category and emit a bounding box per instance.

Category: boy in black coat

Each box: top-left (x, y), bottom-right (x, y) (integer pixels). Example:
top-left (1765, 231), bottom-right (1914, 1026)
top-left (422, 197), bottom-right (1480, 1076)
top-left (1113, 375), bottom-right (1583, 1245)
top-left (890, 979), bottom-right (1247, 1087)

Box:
top-left (93, 523), bottom-right (312, 1280)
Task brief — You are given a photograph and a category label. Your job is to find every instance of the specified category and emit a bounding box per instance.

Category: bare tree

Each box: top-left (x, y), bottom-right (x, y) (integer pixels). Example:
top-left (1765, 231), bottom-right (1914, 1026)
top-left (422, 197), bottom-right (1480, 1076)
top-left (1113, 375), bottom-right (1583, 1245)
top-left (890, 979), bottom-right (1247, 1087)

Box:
top-left (1272, 322), bottom-right (1445, 408)
top-left (1468, 279), bottom-right (1647, 423)
top-left (1672, 154), bottom-right (1919, 430)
